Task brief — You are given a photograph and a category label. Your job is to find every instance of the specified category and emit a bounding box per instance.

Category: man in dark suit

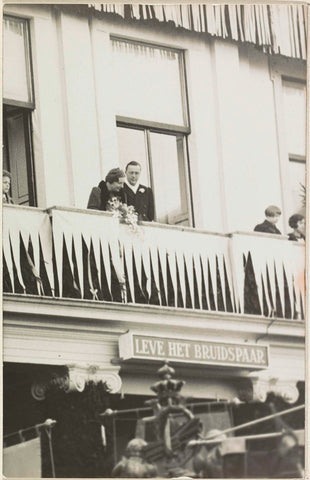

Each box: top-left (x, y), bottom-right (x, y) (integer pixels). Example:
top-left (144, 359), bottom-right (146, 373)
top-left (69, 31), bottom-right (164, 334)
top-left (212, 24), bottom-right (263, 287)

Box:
top-left (124, 161), bottom-right (154, 221)
top-left (254, 205), bottom-right (282, 234)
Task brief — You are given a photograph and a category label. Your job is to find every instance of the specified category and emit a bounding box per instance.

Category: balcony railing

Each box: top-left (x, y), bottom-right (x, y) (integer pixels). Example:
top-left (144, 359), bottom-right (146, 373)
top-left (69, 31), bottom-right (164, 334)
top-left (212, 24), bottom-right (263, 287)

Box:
top-left (3, 205), bottom-right (305, 320)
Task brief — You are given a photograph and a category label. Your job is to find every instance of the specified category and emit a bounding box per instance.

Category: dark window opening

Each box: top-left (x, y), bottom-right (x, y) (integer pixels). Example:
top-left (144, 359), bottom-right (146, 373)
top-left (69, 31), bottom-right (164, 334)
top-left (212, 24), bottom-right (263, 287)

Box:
top-left (3, 104), bottom-right (36, 206)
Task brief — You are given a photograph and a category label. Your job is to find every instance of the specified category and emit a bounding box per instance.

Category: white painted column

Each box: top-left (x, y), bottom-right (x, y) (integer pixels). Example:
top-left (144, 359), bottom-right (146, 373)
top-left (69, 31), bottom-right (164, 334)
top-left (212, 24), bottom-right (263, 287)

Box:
top-left (30, 7), bottom-right (72, 207)
top-left (90, 18), bottom-right (120, 177)
top-left (186, 41), bottom-right (224, 232)
top-left (212, 40), bottom-right (282, 233)
top-left (59, 11), bottom-right (101, 209)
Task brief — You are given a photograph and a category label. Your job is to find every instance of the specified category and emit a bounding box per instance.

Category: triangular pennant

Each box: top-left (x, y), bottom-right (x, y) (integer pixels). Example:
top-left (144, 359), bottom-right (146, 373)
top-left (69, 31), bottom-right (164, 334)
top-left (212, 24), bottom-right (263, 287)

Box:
top-left (193, 252), bottom-right (202, 310)
top-left (141, 237), bottom-right (152, 298)
top-left (3, 227), bottom-right (15, 291)
top-left (200, 256), bottom-right (210, 311)
top-left (217, 253), bottom-right (227, 311)
top-left (175, 249), bottom-right (186, 306)
top-left (132, 241), bottom-right (143, 291)
top-left (274, 258), bottom-right (285, 316)
top-left (30, 233), bottom-right (41, 290)
top-left (90, 235), bottom-right (101, 292)
top-left (9, 231), bottom-right (25, 290)
top-left (123, 242), bottom-right (135, 303)
top-left (51, 213), bottom-right (64, 296)
top-left (157, 245), bottom-right (168, 301)
top-left (72, 232), bottom-right (84, 298)
top-left (166, 250), bottom-right (177, 307)
top-left (207, 253), bottom-right (218, 310)
top-left (183, 251), bottom-right (194, 308)
top-left (100, 241), bottom-right (111, 294)
top-left (248, 250), bottom-right (264, 315)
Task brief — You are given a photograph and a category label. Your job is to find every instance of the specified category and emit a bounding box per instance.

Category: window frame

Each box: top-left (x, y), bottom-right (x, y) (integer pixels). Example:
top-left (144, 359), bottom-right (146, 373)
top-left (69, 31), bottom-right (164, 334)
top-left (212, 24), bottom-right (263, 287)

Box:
top-left (3, 14), bottom-right (37, 206)
top-left (3, 14), bottom-right (35, 109)
top-left (269, 56), bottom-right (306, 227)
top-left (3, 105), bottom-right (37, 206)
top-left (111, 35), bottom-right (191, 133)
top-left (113, 35), bottom-right (193, 226)
top-left (116, 121), bottom-right (194, 226)
top-left (281, 75), bottom-right (306, 164)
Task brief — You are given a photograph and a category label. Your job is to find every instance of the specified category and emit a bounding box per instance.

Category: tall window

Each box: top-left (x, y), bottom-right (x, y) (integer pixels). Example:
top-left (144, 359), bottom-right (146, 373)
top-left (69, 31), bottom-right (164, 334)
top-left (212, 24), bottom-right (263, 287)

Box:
top-left (3, 15), bottom-right (36, 206)
top-left (112, 38), bottom-right (192, 225)
top-left (282, 78), bottom-right (306, 214)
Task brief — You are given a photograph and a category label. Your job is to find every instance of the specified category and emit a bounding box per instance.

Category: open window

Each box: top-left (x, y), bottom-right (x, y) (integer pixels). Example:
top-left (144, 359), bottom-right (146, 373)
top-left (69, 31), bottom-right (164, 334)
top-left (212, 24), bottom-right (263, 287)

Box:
top-left (111, 38), bottom-right (192, 226)
top-left (281, 78), bottom-right (306, 215)
top-left (3, 15), bottom-right (36, 206)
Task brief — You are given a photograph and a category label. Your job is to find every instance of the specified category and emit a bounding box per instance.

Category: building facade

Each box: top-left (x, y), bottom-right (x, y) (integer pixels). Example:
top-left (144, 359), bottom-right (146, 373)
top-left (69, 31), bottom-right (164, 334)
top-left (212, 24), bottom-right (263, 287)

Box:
top-left (2, 3), bottom-right (307, 477)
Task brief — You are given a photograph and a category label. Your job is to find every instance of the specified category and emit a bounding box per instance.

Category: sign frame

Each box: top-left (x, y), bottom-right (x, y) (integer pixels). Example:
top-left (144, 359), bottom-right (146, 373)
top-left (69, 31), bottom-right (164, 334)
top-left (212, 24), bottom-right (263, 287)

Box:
top-left (119, 332), bottom-right (269, 370)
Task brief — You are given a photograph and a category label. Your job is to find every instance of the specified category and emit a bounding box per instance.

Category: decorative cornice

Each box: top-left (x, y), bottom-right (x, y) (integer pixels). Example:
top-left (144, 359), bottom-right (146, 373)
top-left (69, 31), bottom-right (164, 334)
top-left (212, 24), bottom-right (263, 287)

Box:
top-left (31, 364), bottom-right (122, 400)
top-left (238, 376), bottom-right (300, 404)
top-left (3, 293), bottom-right (305, 339)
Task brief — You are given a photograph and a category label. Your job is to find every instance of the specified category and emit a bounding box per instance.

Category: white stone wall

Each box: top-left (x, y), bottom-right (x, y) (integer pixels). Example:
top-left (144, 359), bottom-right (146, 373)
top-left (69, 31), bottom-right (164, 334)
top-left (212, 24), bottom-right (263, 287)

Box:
top-left (4, 5), bottom-right (306, 232)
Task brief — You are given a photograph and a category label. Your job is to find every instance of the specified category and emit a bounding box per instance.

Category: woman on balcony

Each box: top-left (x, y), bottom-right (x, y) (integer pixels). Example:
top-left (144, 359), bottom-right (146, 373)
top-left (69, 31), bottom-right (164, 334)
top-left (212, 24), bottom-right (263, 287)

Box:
top-left (3, 170), bottom-right (14, 204)
top-left (288, 214), bottom-right (305, 243)
top-left (87, 168), bottom-right (126, 211)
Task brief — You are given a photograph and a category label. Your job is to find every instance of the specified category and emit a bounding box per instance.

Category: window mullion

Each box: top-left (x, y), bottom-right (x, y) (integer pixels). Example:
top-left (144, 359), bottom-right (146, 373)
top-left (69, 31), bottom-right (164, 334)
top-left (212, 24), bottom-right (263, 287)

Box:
top-left (145, 129), bottom-right (156, 210)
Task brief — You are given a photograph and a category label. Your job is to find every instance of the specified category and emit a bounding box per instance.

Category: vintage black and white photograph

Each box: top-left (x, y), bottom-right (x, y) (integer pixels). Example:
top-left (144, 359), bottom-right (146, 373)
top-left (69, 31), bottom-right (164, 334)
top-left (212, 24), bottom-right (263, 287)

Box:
top-left (2, 2), bottom-right (307, 478)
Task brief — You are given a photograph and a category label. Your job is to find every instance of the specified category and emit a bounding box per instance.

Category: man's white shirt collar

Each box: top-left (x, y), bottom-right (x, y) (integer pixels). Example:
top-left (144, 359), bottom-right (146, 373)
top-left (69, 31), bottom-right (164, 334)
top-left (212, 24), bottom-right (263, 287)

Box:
top-left (125, 179), bottom-right (139, 194)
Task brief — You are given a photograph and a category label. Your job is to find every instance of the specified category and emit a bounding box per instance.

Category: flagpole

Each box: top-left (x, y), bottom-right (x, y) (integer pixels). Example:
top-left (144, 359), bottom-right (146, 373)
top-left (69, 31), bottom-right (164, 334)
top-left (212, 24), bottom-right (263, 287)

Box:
top-left (3, 418), bottom-right (57, 440)
top-left (45, 424), bottom-right (56, 478)
top-left (188, 403), bottom-right (305, 446)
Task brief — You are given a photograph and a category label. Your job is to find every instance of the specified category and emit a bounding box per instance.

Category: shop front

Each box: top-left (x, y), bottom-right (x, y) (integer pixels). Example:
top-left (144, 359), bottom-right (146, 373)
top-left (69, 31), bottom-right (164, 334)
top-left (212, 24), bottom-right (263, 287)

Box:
top-left (3, 301), bottom-right (305, 477)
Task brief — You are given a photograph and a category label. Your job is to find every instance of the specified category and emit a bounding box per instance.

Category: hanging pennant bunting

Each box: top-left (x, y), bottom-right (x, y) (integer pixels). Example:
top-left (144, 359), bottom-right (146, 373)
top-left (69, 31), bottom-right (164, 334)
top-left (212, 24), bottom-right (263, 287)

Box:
top-left (90, 235), bottom-right (102, 293)
top-left (89, 4), bottom-right (306, 59)
top-left (165, 234), bottom-right (178, 306)
top-left (183, 251), bottom-right (195, 308)
top-left (140, 240), bottom-right (152, 299)
top-left (193, 251), bottom-right (202, 310)
top-left (131, 236), bottom-right (143, 289)
top-left (228, 5), bottom-right (238, 40)
top-left (217, 253), bottom-right (227, 311)
top-left (9, 231), bottom-right (25, 291)
top-left (153, 5), bottom-right (164, 22)
top-left (2, 220), bottom-right (15, 291)
top-left (175, 248), bottom-right (186, 306)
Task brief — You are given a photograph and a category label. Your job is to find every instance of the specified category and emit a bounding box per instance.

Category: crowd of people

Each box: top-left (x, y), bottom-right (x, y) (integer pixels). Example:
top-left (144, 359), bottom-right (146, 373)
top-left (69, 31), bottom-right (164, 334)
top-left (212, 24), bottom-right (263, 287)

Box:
top-left (2, 167), bottom-right (306, 241)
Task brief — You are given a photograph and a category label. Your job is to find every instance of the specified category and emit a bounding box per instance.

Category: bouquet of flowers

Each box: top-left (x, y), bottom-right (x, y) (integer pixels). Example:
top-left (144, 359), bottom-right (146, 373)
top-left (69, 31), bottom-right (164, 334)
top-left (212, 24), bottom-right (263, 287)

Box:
top-left (107, 197), bottom-right (138, 231)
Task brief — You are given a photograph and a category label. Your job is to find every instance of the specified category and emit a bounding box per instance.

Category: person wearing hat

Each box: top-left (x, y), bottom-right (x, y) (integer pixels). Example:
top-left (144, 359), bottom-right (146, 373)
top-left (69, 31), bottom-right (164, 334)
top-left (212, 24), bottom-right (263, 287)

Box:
top-left (287, 214), bottom-right (305, 242)
top-left (87, 168), bottom-right (126, 211)
top-left (254, 205), bottom-right (282, 234)
top-left (3, 170), bottom-right (14, 204)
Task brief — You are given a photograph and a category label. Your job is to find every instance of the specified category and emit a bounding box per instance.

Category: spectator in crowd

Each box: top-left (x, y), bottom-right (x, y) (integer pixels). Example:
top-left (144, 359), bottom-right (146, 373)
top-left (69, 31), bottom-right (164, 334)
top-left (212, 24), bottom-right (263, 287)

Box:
top-left (3, 170), bottom-right (14, 204)
top-left (269, 431), bottom-right (304, 478)
top-left (87, 168), bottom-right (126, 211)
top-left (288, 214), bottom-right (305, 242)
top-left (124, 161), bottom-right (154, 221)
top-left (193, 429), bottom-right (227, 478)
top-left (254, 205), bottom-right (282, 234)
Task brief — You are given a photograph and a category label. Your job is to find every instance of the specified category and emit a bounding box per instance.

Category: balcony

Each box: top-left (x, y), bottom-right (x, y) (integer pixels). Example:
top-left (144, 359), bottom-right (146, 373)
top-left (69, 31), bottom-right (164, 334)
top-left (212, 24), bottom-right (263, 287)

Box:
top-left (3, 204), bottom-right (305, 320)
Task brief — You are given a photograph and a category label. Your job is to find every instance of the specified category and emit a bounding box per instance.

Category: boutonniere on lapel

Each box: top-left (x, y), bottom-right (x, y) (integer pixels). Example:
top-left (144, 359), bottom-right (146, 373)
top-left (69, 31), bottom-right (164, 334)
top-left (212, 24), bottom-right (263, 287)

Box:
top-left (138, 187), bottom-right (145, 193)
